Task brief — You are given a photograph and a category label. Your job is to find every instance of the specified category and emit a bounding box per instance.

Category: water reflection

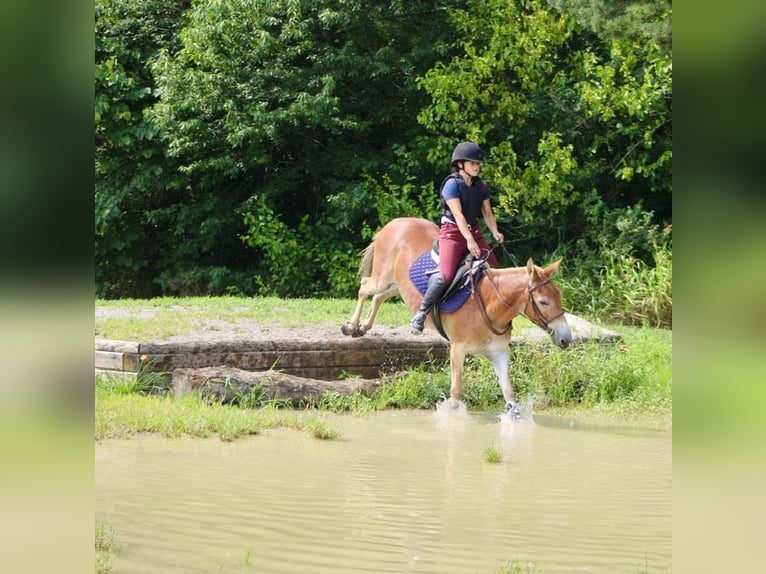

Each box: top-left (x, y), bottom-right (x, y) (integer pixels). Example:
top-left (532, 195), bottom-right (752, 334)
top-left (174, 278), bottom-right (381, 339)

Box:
top-left (96, 410), bottom-right (671, 573)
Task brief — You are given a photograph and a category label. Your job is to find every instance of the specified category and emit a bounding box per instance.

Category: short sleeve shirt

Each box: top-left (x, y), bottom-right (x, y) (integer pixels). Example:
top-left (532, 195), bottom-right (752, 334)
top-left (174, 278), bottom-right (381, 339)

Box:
top-left (440, 176), bottom-right (490, 224)
top-left (441, 177), bottom-right (490, 203)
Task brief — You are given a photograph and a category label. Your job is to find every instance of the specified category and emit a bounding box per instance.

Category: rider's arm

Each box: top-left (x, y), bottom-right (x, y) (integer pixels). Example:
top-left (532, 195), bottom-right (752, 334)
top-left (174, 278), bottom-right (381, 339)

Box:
top-left (481, 199), bottom-right (504, 243)
top-left (445, 197), bottom-right (481, 257)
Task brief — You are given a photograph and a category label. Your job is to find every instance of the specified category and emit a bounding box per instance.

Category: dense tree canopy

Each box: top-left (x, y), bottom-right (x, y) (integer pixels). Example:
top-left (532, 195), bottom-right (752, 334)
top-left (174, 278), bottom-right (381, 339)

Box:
top-left (95, 0), bottom-right (671, 298)
top-left (417, 0), bottom-right (671, 263)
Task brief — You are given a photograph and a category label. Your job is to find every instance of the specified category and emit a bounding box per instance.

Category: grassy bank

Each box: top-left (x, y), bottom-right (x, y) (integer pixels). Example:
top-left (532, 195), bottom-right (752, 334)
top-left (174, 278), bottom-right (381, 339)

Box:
top-left (95, 297), bottom-right (671, 439)
top-left (96, 376), bottom-right (342, 441)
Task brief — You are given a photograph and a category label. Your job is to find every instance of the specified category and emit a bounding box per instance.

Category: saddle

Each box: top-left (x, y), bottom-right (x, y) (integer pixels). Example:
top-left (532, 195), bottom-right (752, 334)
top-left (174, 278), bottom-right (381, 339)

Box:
top-left (408, 243), bottom-right (488, 340)
top-left (427, 240), bottom-right (486, 303)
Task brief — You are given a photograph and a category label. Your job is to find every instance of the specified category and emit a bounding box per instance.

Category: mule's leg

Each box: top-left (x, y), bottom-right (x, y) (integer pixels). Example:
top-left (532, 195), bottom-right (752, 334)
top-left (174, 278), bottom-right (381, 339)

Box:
top-left (342, 277), bottom-right (372, 337)
top-left (448, 344), bottom-right (467, 406)
top-left (342, 277), bottom-right (394, 337)
top-left (486, 347), bottom-right (520, 416)
top-left (359, 283), bottom-right (398, 334)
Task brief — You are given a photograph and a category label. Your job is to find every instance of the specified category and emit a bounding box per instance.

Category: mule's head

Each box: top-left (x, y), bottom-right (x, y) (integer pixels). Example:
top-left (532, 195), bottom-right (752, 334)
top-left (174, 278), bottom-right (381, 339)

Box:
top-left (525, 258), bottom-right (571, 349)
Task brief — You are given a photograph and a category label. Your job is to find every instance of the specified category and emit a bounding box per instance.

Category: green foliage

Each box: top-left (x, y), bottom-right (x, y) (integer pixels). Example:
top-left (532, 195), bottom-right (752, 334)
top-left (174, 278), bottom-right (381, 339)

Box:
top-left (95, 379), bottom-right (344, 441)
top-left (496, 561), bottom-right (543, 574)
top-left (317, 391), bottom-right (376, 414)
top-left (95, 0), bottom-right (671, 303)
top-left (95, 521), bottom-right (118, 573)
top-left (95, 370), bottom-right (164, 397)
top-left (415, 0), bottom-right (671, 290)
top-left (508, 326), bottom-right (671, 412)
top-left (596, 244), bottom-right (672, 327)
top-left (561, 217), bottom-right (672, 328)
top-left (303, 417), bottom-right (341, 440)
top-left (482, 445), bottom-right (503, 463)
top-left (376, 367), bottom-right (450, 409)
top-left (95, 0), bottom-right (191, 297)
top-left (239, 194), bottom-right (362, 297)
top-left (549, 0), bottom-right (672, 53)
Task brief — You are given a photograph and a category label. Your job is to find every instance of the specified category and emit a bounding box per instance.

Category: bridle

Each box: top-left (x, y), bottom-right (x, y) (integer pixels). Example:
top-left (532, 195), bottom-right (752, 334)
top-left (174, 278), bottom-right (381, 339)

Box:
top-left (474, 270), bottom-right (565, 335)
top-left (523, 278), bottom-right (566, 333)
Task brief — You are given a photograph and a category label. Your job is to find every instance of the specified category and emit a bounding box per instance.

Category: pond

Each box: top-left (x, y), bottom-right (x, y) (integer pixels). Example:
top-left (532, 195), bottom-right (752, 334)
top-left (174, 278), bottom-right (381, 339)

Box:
top-left (96, 406), bottom-right (671, 573)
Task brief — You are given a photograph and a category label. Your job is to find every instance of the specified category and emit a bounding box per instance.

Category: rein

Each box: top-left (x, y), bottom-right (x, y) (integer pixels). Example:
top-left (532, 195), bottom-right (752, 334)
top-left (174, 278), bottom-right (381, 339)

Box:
top-left (472, 269), bottom-right (513, 336)
top-left (474, 271), bottom-right (565, 335)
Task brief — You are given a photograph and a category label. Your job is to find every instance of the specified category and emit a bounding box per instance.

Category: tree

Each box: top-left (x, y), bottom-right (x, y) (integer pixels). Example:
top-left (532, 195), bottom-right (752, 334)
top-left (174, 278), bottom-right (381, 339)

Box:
top-left (416, 0), bottom-right (671, 266)
top-left (149, 0), bottom-right (456, 296)
top-left (95, 0), bottom-right (671, 298)
top-left (95, 0), bottom-right (191, 297)
top-left (548, 0), bottom-right (672, 53)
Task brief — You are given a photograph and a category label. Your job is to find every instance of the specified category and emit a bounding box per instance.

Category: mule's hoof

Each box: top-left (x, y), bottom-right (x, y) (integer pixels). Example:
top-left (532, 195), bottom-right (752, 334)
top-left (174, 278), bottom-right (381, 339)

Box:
top-left (505, 401), bottom-right (521, 418)
top-left (342, 323), bottom-right (366, 337)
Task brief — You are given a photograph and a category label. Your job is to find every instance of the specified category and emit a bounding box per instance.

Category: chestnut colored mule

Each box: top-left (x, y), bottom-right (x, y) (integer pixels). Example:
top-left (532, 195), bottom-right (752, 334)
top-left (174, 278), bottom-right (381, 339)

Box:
top-left (341, 217), bottom-right (571, 415)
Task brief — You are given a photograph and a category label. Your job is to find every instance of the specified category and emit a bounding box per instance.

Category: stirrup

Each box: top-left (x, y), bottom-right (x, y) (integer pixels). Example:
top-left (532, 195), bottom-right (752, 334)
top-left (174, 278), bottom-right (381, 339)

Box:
top-left (410, 313), bottom-right (426, 333)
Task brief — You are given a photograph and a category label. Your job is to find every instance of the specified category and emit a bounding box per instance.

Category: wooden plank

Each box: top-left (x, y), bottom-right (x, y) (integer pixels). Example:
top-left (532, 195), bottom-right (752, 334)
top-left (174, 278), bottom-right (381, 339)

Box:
top-left (94, 350), bottom-right (125, 370)
top-left (95, 339), bottom-right (140, 353)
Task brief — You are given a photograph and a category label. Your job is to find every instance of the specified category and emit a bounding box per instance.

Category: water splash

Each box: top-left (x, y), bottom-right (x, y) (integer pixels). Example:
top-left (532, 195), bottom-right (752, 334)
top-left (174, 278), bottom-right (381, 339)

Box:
top-left (434, 398), bottom-right (469, 436)
top-left (435, 398), bottom-right (467, 414)
top-left (496, 395), bottom-right (537, 423)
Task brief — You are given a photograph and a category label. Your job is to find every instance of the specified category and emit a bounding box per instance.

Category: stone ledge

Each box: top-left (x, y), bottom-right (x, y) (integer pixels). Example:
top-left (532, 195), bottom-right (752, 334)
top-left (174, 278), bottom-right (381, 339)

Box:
top-left (95, 313), bottom-right (620, 382)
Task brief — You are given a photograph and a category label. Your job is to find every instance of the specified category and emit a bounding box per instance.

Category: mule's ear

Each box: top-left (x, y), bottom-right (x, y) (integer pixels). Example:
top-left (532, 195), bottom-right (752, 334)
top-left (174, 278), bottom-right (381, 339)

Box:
top-left (526, 257), bottom-right (536, 278)
top-left (543, 258), bottom-right (563, 277)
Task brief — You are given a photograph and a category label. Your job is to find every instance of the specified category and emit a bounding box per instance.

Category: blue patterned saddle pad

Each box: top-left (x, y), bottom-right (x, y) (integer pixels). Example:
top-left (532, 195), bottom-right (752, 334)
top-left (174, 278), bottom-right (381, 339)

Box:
top-left (408, 251), bottom-right (476, 313)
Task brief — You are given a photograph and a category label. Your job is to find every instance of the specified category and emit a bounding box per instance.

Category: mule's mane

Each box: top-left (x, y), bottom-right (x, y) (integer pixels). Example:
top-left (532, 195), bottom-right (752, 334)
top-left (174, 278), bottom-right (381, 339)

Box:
top-left (487, 266), bottom-right (531, 278)
top-left (486, 265), bottom-right (561, 295)
top-left (490, 266), bottom-right (526, 274)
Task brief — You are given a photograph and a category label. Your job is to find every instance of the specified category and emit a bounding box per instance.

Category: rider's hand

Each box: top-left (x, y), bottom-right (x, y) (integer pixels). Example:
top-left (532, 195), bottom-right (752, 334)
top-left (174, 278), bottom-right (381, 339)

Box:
top-left (493, 231), bottom-right (505, 244)
top-left (467, 237), bottom-right (481, 258)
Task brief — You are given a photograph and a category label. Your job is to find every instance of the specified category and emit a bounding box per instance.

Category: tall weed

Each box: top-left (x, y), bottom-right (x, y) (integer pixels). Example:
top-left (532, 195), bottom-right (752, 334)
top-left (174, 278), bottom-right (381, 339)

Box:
top-left (562, 243), bottom-right (672, 328)
top-left (598, 244), bottom-right (672, 327)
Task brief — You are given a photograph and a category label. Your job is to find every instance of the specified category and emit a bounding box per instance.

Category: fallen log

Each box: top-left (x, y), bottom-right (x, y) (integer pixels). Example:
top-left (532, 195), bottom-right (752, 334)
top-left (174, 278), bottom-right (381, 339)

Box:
top-left (172, 366), bottom-right (382, 407)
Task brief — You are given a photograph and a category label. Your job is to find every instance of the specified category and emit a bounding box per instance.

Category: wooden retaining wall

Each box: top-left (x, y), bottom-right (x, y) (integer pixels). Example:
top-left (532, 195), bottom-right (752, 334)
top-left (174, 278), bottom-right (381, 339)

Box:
top-left (95, 314), bottom-right (620, 385)
top-left (95, 335), bottom-right (450, 383)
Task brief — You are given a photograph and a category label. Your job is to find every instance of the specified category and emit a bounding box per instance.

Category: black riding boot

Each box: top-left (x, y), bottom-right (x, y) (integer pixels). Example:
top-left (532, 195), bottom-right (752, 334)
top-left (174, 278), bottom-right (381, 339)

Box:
top-left (410, 272), bottom-right (447, 334)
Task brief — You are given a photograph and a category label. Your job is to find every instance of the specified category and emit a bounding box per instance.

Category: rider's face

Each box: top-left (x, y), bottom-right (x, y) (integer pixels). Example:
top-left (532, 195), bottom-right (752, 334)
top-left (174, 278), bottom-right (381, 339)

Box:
top-left (462, 160), bottom-right (482, 176)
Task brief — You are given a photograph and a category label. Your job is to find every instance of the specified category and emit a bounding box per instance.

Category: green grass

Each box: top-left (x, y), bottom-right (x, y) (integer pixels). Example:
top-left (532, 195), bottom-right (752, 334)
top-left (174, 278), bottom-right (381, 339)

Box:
top-left (96, 375), bottom-right (342, 441)
top-left (504, 324), bottom-right (671, 414)
top-left (482, 445), bottom-right (503, 463)
top-left (369, 324), bottom-right (671, 417)
top-left (561, 243), bottom-right (672, 329)
top-left (496, 561), bottom-right (542, 573)
top-left (95, 522), bottom-right (117, 573)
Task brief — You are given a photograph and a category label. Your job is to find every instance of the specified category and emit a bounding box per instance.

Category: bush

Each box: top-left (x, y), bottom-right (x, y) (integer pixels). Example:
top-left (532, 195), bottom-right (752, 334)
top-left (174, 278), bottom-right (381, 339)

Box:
top-left (508, 326), bottom-right (671, 412)
top-left (562, 242), bottom-right (672, 328)
top-left (598, 244), bottom-right (672, 327)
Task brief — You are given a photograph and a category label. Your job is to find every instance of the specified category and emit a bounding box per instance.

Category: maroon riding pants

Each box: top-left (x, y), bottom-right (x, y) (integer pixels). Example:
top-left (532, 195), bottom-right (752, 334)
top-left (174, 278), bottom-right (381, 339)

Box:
top-left (438, 222), bottom-right (498, 283)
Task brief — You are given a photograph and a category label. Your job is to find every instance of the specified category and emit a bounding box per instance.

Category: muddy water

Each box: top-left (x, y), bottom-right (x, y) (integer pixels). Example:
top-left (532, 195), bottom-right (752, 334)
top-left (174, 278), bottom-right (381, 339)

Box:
top-left (96, 408), bottom-right (671, 573)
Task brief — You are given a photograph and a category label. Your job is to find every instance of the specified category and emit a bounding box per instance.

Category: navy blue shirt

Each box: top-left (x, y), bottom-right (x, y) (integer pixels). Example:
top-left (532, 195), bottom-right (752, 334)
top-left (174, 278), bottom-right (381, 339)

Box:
top-left (440, 177), bottom-right (489, 225)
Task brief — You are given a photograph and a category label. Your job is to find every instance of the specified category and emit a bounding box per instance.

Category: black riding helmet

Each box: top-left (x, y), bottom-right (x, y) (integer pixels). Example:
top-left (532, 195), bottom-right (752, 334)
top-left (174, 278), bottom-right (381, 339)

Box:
top-left (451, 141), bottom-right (484, 166)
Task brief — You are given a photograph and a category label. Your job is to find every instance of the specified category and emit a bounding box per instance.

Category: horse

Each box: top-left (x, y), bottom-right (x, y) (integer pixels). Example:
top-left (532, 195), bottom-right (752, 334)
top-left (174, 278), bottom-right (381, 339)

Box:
top-left (341, 217), bottom-right (571, 414)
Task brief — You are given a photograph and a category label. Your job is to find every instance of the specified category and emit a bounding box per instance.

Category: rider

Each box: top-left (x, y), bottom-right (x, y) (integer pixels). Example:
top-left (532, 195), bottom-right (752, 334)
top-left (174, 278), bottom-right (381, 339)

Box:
top-left (410, 141), bottom-right (505, 334)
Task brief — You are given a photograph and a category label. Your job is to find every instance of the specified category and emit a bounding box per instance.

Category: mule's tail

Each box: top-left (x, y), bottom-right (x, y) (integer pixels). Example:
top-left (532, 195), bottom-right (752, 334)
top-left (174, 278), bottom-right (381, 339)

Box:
top-left (358, 241), bottom-right (375, 278)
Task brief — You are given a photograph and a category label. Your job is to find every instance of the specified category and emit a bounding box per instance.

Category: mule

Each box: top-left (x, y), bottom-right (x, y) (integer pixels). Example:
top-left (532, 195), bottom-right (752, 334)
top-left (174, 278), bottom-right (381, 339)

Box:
top-left (341, 217), bottom-right (571, 414)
